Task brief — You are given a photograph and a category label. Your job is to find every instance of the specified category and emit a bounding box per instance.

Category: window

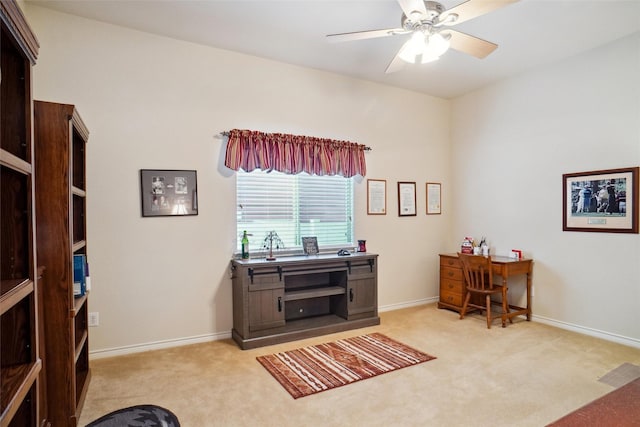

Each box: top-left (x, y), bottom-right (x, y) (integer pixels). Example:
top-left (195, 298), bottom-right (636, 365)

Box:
top-left (236, 170), bottom-right (354, 253)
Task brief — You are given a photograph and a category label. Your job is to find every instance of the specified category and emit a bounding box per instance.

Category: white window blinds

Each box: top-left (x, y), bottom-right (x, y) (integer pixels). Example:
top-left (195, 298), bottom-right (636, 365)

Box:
top-left (236, 170), bottom-right (354, 253)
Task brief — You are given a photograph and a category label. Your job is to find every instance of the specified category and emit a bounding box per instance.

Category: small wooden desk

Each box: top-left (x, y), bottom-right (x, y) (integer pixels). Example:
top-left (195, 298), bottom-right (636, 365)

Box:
top-left (438, 254), bottom-right (534, 321)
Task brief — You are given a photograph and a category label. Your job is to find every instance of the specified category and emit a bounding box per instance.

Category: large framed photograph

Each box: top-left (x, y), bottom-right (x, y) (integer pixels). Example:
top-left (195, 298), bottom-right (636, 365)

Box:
top-left (140, 169), bottom-right (198, 217)
top-left (563, 167), bottom-right (638, 233)
top-left (426, 182), bottom-right (441, 215)
top-left (398, 181), bottom-right (417, 216)
top-left (367, 179), bottom-right (387, 215)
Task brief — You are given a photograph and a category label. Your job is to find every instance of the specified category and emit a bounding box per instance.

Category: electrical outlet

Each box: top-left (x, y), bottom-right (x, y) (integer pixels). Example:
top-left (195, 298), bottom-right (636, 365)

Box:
top-left (88, 312), bottom-right (99, 327)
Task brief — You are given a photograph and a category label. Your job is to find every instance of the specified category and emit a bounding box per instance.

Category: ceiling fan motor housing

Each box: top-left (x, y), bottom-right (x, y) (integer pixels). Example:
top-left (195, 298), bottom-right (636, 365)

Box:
top-left (401, 1), bottom-right (445, 32)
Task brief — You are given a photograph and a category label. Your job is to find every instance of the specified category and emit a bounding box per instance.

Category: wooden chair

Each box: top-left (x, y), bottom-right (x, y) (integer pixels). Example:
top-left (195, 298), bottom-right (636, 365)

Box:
top-left (458, 253), bottom-right (510, 329)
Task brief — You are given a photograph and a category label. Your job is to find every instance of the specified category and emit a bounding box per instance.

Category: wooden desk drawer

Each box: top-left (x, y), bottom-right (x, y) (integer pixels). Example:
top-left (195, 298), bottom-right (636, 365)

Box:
top-left (440, 256), bottom-right (461, 269)
top-left (440, 277), bottom-right (465, 294)
top-left (440, 289), bottom-right (463, 307)
top-left (440, 266), bottom-right (463, 281)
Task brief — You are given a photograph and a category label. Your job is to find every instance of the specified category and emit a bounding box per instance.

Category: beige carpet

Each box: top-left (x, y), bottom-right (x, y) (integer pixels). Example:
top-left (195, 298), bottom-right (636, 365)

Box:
top-left (79, 304), bottom-right (640, 427)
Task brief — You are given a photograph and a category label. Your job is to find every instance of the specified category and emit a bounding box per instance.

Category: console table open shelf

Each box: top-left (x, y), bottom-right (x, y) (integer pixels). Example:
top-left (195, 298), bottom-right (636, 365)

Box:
top-left (231, 253), bottom-right (379, 349)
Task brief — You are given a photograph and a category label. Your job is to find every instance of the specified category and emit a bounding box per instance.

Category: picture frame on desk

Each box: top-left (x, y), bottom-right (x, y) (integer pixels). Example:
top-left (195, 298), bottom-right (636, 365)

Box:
top-left (398, 181), bottom-right (417, 216)
top-left (562, 166), bottom-right (638, 233)
top-left (301, 236), bottom-right (319, 255)
top-left (140, 169), bottom-right (198, 217)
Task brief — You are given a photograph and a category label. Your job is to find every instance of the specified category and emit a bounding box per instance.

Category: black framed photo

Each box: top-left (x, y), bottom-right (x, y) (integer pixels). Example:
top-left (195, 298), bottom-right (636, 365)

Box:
top-left (302, 236), bottom-right (319, 255)
top-left (140, 169), bottom-right (198, 217)
top-left (562, 166), bottom-right (638, 233)
top-left (397, 181), bottom-right (417, 216)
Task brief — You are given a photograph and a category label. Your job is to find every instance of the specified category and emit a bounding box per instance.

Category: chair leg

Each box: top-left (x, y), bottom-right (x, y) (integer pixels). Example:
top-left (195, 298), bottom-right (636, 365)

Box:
top-left (460, 292), bottom-right (471, 320)
top-left (486, 294), bottom-right (492, 329)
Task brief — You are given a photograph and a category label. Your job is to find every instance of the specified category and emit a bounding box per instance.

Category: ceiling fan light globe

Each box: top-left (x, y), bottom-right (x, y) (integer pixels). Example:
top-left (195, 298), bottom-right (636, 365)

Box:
top-left (398, 31), bottom-right (426, 63)
top-left (424, 33), bottom-right (450, 57)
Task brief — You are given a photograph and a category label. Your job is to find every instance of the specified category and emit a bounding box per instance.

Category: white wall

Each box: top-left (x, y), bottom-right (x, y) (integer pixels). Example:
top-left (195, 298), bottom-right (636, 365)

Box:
top-left (450, 33), bottom-right (640, 345)
top-left (25, 5), bottom-right (452, 355)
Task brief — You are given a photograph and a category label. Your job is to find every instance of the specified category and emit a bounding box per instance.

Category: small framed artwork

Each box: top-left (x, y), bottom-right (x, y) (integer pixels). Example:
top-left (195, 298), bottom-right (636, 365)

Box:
top-left (140, 169), bottom-right (198, 217)
top-left (367, 179), bottom-right (387, 215)
top-left (426, 182), bottom-right (441, 215)
top-left (562, 166), bottom-right (638, 233)
top-left (398, 181), bottom-right (417, 216)
top-left (301, 236), bottom-right (319, 255)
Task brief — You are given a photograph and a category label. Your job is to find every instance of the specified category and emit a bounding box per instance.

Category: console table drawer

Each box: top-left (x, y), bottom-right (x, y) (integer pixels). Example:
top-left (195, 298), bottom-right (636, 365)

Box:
top-left (440, 266), bottom-right (463, 281)
top-left (248, 274), bottom-right (283, 292)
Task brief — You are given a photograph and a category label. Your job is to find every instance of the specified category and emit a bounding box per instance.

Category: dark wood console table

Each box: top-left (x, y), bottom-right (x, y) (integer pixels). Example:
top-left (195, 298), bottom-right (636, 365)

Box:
top-left (231, 253), bottom-right (380, 349)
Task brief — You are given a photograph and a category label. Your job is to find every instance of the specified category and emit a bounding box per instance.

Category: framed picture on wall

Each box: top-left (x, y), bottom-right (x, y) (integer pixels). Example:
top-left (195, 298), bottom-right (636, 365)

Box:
top-left (140, 169), bottom-right (198, 217)
top-left (367, 179), bottom-right (387, 215)
top-left (562, 166), bottom-right (638, 233)
top-left (398, 181), bottom-right (417, 216)
top-left (426, 182), bottom-right (441, 215)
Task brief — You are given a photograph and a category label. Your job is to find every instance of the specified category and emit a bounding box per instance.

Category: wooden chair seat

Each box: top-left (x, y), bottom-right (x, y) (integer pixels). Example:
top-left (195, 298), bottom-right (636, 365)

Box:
top-left (458, 253), bottom-right (511, 329)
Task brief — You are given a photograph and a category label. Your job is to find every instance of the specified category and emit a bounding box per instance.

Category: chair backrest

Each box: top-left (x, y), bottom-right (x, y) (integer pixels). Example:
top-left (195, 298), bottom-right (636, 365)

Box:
top-left (458, 253), bottom-right (494, 291)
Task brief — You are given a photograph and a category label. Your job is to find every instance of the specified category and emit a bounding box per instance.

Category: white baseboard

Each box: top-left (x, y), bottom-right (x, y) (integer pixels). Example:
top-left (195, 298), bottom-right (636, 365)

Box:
top-left (89, 330), bottom-right (231, 360)
top-left (378, 297), bottom-right (438, 312)
top-left (89, 298), bottom-right (639, 358)
top-left (531, 314), bottom-right (640, 349)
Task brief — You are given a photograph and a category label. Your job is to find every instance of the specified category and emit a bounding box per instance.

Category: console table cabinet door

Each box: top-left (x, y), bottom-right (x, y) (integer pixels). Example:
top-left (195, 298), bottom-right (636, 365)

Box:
top-left (248, 288), bottom-right (285, 331)
top-left (347, 277), bottom-right (376, 316)
top-left (347, 260), bottom-right (378, 317)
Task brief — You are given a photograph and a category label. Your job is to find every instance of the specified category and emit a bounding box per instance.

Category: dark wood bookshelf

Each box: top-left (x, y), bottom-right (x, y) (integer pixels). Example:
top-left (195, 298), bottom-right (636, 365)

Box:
top-left (34, 100), bottom-right (90, 427)
top-left (0, 1), bottom-right (43, 425)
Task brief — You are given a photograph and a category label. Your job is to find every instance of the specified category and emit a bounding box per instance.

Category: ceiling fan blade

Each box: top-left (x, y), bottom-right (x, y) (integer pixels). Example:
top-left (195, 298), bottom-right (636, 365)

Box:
top-left (385, 52), bottom-right (406, 74)
top-left (397, 0), bottom-right (427, 19)
top-left (440, 0), bottom-right (519, 26)
top-left (326, 28), bottom-right (402, 43)
top-left (446, 29), bottom-right (498, 58)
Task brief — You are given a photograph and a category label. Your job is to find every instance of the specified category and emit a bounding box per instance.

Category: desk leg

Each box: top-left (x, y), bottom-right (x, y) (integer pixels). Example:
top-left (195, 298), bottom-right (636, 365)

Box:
top-left (526, 272), bottom-right (532, 321)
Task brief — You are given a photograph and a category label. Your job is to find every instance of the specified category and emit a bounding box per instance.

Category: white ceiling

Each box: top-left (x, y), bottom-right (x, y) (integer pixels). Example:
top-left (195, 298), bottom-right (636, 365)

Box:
top-left (28, 0), bottom-right (640, 99)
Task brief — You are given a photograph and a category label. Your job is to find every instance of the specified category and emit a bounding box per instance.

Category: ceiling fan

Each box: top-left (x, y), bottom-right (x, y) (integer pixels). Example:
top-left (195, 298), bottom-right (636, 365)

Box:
top-left (326, 0), bottom-right (519, 73)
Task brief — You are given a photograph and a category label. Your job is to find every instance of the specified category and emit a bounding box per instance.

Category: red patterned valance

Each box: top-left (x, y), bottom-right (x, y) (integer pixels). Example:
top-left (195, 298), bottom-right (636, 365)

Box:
top-left (224, 129), bottom-right (367, 178)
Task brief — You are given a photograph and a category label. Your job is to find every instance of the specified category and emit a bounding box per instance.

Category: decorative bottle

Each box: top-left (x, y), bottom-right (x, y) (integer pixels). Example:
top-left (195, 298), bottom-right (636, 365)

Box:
top-left (241, 230), bottom-right (250, 259)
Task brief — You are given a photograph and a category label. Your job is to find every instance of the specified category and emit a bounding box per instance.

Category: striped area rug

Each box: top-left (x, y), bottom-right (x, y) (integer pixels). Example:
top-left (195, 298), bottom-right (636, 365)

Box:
top-left (257, 333), bottom-right (436, 399)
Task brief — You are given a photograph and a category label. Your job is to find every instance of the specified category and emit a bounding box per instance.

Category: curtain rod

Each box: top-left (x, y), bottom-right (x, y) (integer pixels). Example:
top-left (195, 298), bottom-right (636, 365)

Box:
top-left (219, 131), bottom-right (372, 151)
